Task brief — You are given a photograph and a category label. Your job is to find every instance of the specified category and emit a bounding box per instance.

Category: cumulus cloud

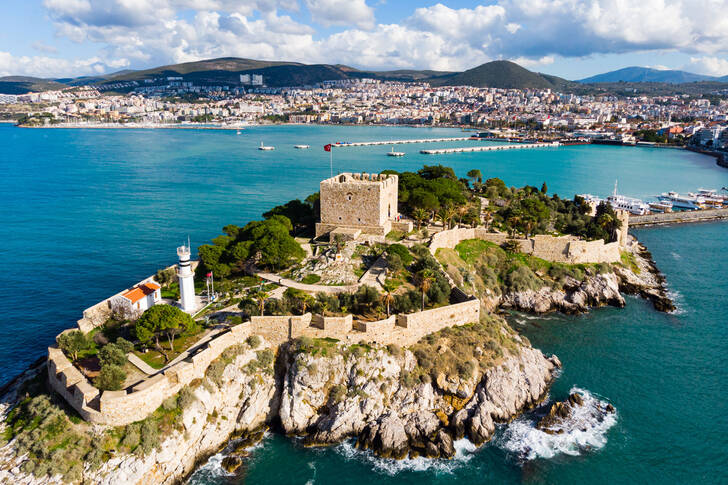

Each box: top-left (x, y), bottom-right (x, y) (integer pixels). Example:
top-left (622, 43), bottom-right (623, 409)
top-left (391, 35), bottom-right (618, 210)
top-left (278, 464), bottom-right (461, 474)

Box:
top-left (304, 0), bottom-right (375, 29)
top-left (687, 56), bottom-right (728, 77)
top-left (5, 0), bottom-right (728, 77)
top-left (0, 51), bottom-right (128, 78)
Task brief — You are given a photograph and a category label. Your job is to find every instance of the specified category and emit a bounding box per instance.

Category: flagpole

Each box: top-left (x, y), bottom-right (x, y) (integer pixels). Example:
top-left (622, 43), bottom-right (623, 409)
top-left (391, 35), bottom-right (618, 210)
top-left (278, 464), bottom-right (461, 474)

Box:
top-left (330, 143), bottom-right (333, 177)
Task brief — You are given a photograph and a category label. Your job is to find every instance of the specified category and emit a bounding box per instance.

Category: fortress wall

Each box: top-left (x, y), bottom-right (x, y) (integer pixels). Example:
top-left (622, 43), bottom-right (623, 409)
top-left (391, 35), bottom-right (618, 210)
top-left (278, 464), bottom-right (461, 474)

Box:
top-left (52, 294), bottom-right (483, 425)
top-left (395, 299), bottom-right (480, 338)
top-left (431, 228), bottom-right (620, 264)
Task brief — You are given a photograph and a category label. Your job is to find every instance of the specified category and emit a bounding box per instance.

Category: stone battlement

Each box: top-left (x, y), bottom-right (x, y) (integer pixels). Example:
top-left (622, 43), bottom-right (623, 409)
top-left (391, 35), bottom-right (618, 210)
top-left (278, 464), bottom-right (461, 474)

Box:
top-left (429, 228), bottom-right (622, 264)
top-left (49, 297), bottom-right (480, 427)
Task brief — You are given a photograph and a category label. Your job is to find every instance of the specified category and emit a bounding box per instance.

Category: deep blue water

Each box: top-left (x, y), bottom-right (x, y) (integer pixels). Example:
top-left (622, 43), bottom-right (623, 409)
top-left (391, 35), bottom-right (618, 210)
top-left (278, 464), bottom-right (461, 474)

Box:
top-left (1, 124), bottom-right (727, 484)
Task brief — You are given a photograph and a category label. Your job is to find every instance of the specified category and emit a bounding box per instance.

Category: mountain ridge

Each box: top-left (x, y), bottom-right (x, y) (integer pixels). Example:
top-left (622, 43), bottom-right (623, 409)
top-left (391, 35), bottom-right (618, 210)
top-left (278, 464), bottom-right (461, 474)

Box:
top-left (579, 66), bottom-right (716, 84)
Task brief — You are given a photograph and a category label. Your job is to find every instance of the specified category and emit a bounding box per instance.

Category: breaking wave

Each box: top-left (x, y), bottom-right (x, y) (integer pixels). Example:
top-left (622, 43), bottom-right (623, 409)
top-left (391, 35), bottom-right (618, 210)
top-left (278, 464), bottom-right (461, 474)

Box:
top-left (497, 387), bottom-right (617, 461)
top-left (336, 438), bottom-right (477, 475)
top-left (666, 289), bottom-right (687, 315)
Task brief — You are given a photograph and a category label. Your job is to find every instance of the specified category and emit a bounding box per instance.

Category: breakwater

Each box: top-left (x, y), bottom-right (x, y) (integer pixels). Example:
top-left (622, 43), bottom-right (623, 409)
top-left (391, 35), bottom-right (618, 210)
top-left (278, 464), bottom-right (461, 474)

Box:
top-left (331, 136), bottom-right (475, 147)
top-left (420, 141), bottom-right (560, 155)
top-left (630, 207), bottom-right (728, 226)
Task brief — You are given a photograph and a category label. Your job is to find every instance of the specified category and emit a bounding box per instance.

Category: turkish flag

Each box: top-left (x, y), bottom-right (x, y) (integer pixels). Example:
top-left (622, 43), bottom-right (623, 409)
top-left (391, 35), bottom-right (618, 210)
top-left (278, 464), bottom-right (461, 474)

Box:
top-left (324, 144), bottom-right (332, 152)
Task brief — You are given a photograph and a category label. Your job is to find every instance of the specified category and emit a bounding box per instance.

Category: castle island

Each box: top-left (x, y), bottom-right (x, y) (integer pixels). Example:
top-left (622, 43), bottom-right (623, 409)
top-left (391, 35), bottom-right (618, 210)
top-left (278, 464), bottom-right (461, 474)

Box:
top-left (1, 165), bottom-right (671, 483)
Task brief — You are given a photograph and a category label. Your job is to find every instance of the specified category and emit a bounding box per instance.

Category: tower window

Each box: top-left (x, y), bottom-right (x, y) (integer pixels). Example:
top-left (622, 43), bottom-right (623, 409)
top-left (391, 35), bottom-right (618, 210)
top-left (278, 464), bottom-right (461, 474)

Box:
top-left (346, 193), bottom-right (353, 201)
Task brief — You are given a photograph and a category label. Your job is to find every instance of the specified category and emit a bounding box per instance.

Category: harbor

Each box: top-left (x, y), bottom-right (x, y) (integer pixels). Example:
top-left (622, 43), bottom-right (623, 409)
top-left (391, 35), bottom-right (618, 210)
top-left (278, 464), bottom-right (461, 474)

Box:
top-left (420, 141), bottom-right (560, 155)
top-left (629, 207), bottom-right (728, 226)
top-left (329, 136), bottom-right (476, 147)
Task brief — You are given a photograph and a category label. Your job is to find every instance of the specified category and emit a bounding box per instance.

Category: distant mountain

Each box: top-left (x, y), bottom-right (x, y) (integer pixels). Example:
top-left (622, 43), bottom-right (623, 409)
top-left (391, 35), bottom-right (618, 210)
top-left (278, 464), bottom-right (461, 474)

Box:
top-left (579, 66), bottom-right (716, 84)
top-left (430, 60), bottom-right (574, 89)
top-left (0, 76), bottom-right (67, 95)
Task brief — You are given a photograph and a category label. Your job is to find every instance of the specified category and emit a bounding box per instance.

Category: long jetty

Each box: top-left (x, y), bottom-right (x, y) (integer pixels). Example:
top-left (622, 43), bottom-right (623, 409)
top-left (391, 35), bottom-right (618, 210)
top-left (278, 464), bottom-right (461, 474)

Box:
top-left (420, 141), bottom-right (560, 155)
top-left (331, 136), bottom-right (475, 147)
top-left (630, 207), bottom-right (728, 226)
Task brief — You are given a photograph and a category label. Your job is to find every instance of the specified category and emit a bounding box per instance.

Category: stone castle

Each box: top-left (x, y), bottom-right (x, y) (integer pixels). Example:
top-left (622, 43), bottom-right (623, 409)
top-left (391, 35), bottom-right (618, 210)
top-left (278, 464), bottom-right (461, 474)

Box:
top-left (47, 170), bottom-right (630, 427)
top-left (315, 172), bottom-right (412, 241)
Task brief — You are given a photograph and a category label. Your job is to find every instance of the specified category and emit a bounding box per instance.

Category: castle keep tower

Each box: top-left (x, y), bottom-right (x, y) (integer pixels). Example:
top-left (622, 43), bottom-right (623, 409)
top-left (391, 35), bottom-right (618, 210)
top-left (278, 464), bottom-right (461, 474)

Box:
top-left (315, 172), bottom-right (402, 240)
top-left (177, 244), bottom-right (196, 312)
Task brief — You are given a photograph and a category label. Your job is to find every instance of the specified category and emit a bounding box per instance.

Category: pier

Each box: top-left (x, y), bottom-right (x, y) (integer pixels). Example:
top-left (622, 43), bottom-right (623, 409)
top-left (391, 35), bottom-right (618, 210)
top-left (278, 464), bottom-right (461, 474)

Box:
top-left (420, 141), bottom-right (560, 155)
top-left (331, 136), bottom-right (475, 147)
top-left (630, 207), bottom-right (728, 226)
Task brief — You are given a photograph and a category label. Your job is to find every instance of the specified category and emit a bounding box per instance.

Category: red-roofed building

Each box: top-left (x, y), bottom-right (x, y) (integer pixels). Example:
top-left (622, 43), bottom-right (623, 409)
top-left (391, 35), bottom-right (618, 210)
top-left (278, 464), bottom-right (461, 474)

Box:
top-left (112, 280), bottom-right (161, 318)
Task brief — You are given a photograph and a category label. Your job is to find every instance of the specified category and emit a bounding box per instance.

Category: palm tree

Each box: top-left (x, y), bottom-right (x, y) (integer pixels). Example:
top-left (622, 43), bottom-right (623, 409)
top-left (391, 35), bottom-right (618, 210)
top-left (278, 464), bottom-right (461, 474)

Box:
top-left (256, 290), bottom-right (269, 316)
top-left (482, 210), bottom-right (493, 231)
top-left (381, 283), bottom-right (396, 317)
top-left (416, 269), bottom-right (435, 311)
top-left (412, 208), bottom-right (428, 230)
top-left (457, 205), bottom-right (469, 225)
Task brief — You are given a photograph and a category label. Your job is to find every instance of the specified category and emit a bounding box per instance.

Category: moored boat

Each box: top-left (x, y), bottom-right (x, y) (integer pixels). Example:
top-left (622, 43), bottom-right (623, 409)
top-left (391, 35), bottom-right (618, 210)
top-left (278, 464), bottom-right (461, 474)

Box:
top-left (387, 146), bottom-right (405, 157)
top-left (258, 141), bottom-right (275, 151)
top-left (658, 191), bottom-right (705, 210)
top-left (294, 144), bottom-right (310, 149)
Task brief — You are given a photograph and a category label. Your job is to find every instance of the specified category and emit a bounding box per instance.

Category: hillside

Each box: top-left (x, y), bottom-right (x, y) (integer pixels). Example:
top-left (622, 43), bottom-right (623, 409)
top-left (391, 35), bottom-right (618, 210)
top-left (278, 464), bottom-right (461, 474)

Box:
top-left (0, 76), bottom-right (66, 95)
top-left (579, 66), bottom-right (715, 84)
top-left (429, 60), bottom-right (573, 89)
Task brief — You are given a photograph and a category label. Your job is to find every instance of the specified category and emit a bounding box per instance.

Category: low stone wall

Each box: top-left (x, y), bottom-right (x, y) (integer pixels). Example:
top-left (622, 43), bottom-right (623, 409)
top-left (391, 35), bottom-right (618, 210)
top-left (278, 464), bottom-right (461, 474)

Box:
top-left (47, 324), bottom-right (251, 426)
top-left (430, 228), bottom-right (621, 264)
top-left (629, 208), bottom-right (728, 226)
top-left (50, 295), bottom-right (482, 426)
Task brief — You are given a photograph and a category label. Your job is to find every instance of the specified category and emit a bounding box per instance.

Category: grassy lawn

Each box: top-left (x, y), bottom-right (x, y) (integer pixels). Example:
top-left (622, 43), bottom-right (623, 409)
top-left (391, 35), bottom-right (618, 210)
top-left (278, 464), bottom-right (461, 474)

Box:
top-left (133, 329), bottom-right (207, 370)
top-left (301, 274), bottom-right (321, 284)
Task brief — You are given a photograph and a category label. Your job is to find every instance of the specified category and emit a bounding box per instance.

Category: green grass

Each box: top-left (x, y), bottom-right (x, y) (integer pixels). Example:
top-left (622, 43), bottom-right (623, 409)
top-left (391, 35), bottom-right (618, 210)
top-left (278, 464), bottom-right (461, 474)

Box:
top-left (301, 274), bottom-right (321, 284)
top-left (620, 251), bottom-right (641, 274)
top-left (133, 328), bottom-right (206, 370)
top-left (386, 229), bottom-right (406, 241)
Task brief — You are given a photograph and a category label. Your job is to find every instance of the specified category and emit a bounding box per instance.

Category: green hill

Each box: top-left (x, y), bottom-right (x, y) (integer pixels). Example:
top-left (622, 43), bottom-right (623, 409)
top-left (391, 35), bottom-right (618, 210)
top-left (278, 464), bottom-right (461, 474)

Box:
top-left (429, 60), bottom-right (573, 89)
top-left (0, 76), bottom-right (66, 95)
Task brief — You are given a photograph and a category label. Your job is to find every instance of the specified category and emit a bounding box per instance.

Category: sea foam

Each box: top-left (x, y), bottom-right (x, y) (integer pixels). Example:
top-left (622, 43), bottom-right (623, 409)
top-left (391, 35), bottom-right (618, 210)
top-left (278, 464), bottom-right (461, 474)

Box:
top-left (497, 387), bottom-right (617, 461)
top-left (335, 437), bottom-right (477, 475)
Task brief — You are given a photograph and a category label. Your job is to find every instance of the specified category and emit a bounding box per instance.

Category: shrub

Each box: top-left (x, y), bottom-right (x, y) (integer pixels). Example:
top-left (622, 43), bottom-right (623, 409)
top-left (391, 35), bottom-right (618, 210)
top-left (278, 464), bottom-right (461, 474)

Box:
top-left (98, 343), bottom-right (127, 368)
top-left (115, 337), bottom-right (134, 354)
top-left (504, 264), bottom-right (543, 293)
top-left (329, 384), bottom-right (346, 403)
top-left (206, 359), bottom-right (227, 386)
top-left (94, 364), bottom-right (126, 391)
top-left (301, 274), bottom-right (321, 284)
top-left (256, 349), bottom-right (275, 369)
top-left (138, 420), bottom-right (160, 455)
top-left (246, 335), bottom-right (261, 349)
top-left (122, 423), bottom-right (141, 449)
top-left (162, 395), bottom-right (178, 411)
top-left (387, 243), bottom-right (414, 266)
top-left (386, 253), bottom-right (403, 273)
top-left (178, 386), bottom-right (197, 410)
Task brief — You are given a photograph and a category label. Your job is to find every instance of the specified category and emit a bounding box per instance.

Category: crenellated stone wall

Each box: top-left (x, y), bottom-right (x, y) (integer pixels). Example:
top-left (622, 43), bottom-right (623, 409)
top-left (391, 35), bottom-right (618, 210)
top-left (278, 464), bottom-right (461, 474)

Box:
top-left (49, 297), bottom-right (480, 426)
top-left (429, 227), bottom-right (621, 264)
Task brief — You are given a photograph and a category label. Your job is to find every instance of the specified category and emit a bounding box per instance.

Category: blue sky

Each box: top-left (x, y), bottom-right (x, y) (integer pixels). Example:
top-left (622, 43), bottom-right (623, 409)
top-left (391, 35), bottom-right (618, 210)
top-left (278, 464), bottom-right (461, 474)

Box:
top-left (2, 0), bottom-right (728, 80)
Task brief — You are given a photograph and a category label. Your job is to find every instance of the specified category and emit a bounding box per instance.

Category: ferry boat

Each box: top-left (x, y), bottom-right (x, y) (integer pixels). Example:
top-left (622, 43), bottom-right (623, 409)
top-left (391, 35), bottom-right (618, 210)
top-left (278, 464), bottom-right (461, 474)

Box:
top-left (387, 146), bottom-right (405, 157)
top-left (693, 188), bottom-right (725, 207)
top-left (258, 141), bottom-right (275, 151)
top-left (606, 181), bottom-right (650, 215)
top-left (294, 144), bottom-right (310, 149)
top-left (648, 201), bottom-right (673, 213)
top-left (658, 191), bottom-right (705, 210)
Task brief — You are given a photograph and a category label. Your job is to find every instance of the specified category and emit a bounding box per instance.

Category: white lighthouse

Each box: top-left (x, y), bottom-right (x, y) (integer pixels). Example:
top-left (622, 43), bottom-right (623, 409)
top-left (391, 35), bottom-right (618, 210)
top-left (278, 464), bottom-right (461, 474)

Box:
top-left (177, 243), bottom-right (196, 312)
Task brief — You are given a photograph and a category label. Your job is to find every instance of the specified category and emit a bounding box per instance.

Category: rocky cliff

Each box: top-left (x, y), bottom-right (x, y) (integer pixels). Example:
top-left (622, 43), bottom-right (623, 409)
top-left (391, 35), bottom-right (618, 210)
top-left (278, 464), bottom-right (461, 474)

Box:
top-left (278, 319), bottom-right (560, 459)
top-left (0, 317), bottom-right (560, 484)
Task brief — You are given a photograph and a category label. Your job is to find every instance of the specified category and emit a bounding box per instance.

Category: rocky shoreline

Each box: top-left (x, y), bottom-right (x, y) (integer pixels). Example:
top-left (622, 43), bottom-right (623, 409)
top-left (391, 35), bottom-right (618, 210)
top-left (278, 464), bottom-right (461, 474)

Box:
top-left (0, 317), bottom-right (560, 484)
top-left (496, 236), bottom-right (674, 315)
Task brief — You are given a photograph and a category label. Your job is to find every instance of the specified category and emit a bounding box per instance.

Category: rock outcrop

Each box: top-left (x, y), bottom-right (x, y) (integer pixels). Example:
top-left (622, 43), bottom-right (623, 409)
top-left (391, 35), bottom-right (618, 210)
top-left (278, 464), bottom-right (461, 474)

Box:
top-left (614, 238), bottom-right (675, 312)
top-left (536, 391), bottom-right (615, 435)
top-left (278, 338), bottom-right (560, 459)
top-left (501, 273), bottom-right (625, 314)
top-left (0, 344), bottom-right (278, 485)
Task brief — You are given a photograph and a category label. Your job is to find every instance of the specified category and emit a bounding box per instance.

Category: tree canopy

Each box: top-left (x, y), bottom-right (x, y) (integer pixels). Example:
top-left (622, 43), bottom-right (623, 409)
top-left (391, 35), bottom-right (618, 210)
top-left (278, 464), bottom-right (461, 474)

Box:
top-left (135, 305), bottom-right (196, 359)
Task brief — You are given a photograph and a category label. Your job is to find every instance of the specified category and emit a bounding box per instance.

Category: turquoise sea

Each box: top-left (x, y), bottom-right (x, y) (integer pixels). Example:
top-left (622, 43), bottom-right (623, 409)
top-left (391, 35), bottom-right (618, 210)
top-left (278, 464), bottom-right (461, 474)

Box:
top-left (1, 124), bottom-right (727, 484)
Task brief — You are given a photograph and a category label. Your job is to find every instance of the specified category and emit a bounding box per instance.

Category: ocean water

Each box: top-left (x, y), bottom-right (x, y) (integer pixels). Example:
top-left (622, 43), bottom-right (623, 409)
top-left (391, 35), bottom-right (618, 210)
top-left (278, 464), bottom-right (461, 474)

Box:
top-left (1, 124), bottom-right (727, 483)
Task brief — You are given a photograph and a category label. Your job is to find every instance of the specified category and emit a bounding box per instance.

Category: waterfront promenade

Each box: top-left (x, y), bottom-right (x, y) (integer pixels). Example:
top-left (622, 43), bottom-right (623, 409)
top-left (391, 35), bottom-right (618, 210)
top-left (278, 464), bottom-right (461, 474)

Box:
top-left (420, 141), bottom-right (560, 155)
top-left (630, 207), bottom-right (728, 226)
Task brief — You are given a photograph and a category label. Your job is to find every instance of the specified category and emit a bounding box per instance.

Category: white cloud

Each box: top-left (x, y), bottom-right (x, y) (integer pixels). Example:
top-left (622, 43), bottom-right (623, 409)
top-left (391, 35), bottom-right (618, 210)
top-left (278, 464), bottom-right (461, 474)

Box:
top-left (687, 56), bottom-right (728, 77)
top-left (4, 0), bottom-right (728, 78)
top-left (32, 41), bottom-right (59, 54)
top-left (0, 51), bottom-right (128, 78)
top-left (304, 0), bottom-right (375, 29)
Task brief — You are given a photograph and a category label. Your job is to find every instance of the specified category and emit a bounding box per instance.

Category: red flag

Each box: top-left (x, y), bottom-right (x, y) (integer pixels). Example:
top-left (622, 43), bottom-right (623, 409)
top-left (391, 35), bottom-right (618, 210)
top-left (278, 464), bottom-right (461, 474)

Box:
top-left (324, 144), bottom-right (332, 152)
top-left (206, 272), bottom-right (212, 278)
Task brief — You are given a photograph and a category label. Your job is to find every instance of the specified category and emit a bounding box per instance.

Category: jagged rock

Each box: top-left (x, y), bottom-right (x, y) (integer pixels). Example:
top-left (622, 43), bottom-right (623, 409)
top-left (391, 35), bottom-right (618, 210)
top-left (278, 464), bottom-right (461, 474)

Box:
top-left (501, 273), bottom-right (625, 314)
top-left (221, 456), bottom-right (242, 474)
top-left (537, 391), bottom-right (616, 435)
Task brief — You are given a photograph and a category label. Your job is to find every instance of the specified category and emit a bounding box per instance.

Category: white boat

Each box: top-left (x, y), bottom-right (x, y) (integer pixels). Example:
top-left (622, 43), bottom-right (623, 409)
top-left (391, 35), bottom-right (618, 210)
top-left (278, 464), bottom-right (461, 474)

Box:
top-left (648, 201), bottom-right (673, 213)
top-left (258, 141), bottom-right (275, 151)
top-left (693, 188), bottom-right (725, 207)
top-left (294, 144), bottom-right (310, 149)
top-left (236, 130), bottom-right (241, 135)
top-left (387, 146), bottom-right (405, 157)
top-left (606, 181), bottom-right (650, 215)
top-left (658, 191), bottom-right (705, 210)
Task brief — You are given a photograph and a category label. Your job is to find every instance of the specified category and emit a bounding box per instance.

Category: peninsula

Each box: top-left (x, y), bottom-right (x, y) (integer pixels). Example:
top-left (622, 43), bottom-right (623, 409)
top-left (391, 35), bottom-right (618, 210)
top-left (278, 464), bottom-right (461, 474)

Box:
top-left (0, 165), bottom-right (671, 484)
